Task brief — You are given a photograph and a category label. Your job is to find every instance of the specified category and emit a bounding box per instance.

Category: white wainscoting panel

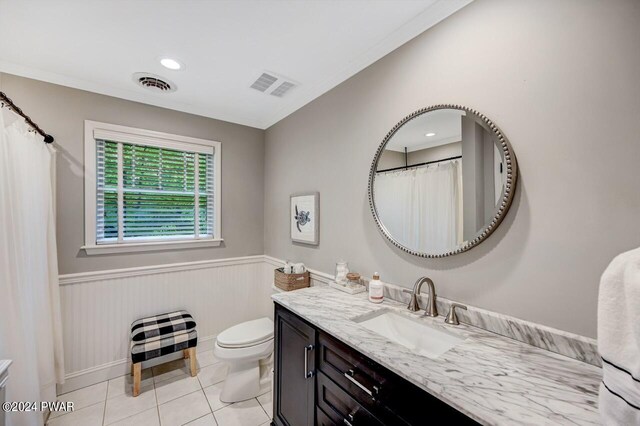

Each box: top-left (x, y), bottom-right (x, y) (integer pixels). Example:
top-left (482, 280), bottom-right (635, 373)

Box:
top-left (58, 255), bottom-right (276, 393)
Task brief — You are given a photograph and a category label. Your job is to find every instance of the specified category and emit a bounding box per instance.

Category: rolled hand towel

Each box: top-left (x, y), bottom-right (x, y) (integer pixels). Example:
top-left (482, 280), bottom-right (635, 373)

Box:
top-left (598, 247), bottom-right (640, 425)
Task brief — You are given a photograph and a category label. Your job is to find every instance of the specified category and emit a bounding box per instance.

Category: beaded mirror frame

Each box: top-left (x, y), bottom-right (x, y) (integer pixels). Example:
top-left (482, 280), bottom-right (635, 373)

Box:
top-left (367, 104), bottom-right (518, 258)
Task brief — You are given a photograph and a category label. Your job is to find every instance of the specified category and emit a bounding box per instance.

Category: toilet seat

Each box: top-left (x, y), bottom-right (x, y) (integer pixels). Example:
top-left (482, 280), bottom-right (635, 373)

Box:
top-left (216, 317), bottom-right (274, 349)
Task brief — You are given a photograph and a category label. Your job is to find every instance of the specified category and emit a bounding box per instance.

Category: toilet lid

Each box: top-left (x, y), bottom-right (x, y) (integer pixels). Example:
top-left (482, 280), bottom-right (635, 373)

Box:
top-left (217, 317), bottom-right (274, 348)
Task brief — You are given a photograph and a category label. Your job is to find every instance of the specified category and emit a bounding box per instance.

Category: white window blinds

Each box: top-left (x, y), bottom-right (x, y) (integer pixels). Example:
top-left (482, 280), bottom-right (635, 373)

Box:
top-left (96, 140), bottom-right (215, 244)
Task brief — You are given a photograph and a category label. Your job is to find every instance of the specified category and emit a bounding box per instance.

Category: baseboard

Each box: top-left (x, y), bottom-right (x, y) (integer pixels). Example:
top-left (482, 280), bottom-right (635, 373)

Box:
top-left (56, 336), bottom-right (216, 395)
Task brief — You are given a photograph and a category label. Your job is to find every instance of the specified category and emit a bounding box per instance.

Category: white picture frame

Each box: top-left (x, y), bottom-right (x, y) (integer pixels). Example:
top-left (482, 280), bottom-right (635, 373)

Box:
top-left (290, 192), bottom-right (319, 245)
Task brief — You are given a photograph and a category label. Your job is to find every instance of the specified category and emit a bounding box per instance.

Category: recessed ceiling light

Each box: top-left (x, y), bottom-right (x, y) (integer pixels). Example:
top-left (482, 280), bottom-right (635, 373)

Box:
top-left (425, 132), bottom-right (436, 137)
top-left (160, 58), bottom-right (182, 70)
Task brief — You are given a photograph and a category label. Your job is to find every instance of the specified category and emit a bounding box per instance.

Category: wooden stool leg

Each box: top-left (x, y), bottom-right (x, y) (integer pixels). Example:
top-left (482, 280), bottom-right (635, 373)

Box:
top-left (183, 349), bottom-right (189, 359)
top-left (188, 348), bottom-right (197, 377)
top-left (133, 363), bottom-right (141, 397)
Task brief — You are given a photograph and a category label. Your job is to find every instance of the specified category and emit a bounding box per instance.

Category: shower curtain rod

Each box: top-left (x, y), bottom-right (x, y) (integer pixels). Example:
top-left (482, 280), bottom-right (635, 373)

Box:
top-left (376, 155), bottom-right (462, 174)
top-left (0, 91), bottom-right (54, 143)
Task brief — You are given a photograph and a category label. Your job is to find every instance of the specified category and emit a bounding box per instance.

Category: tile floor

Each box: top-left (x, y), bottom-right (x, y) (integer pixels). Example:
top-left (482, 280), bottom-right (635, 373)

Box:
top-left (47, 350), bottom-right (273, 426)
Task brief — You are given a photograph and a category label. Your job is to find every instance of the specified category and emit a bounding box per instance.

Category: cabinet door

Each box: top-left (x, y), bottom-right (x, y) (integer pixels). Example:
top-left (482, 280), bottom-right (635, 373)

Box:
top-left (273, 304), bottom-right (317, 426)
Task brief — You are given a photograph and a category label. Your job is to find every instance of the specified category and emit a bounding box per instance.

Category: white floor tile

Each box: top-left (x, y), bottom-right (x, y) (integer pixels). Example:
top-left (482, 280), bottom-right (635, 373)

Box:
top-left (103, 385), bottom-right (156, 425)
top-left (213, 399), bottom-right (269, 426)
top-left (257, 392), bottom-right (272, 418)
top-left (51, 353), bottom-right (274, 426)
top-left (152, 358), bottom-right (191, 383)
top-left (107, 369), bottom-right (153, 399)
top-left (47, 401), bottom-right (104, 426)
top-left (155, 374), bottom-right (202, 405)
top-left (197, 350), bottom-right (220, 369)
top-left (202, 382), bottom-right (231, 412)
top-left (108, 407), bottom-right (160, 426)
top-left (52, 381), bottom-right (107, 418)
top-left (197, 363), bottom-right (228, 388)
top-left (185, 412), bottom-right (218, 425)
top-left (158, 390), bottom-right (211, 426)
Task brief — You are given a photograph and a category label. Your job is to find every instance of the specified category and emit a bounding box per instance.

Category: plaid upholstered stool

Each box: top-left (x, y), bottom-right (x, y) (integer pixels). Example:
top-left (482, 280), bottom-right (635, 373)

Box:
top-left (130, 310), bottom-right (198, 396)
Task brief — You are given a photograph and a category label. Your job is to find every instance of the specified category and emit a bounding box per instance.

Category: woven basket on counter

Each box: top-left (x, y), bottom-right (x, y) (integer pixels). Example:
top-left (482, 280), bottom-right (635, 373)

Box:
top-left (274, 268), bottom-right (310, 291)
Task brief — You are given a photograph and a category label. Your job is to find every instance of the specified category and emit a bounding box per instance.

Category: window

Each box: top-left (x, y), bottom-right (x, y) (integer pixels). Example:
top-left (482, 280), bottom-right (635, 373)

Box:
top-left (84, 121), bottom-right (221, 254)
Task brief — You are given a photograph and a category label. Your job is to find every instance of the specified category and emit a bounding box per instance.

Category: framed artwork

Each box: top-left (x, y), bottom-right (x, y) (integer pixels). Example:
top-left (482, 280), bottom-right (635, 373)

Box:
top-left (290, 192), bottom-right (319, 245)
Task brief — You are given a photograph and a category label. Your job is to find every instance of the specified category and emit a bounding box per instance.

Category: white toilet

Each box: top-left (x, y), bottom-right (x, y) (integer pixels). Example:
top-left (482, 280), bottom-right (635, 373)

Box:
top-left (214, 317), bottom-right (274, 403)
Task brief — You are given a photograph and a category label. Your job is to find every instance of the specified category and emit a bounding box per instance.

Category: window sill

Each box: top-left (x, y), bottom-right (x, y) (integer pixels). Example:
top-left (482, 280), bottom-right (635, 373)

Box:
top-left (82, 238), bottom-right (224, 255)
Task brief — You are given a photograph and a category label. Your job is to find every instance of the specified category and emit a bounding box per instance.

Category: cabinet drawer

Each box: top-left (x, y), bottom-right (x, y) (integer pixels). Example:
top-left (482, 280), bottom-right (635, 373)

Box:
top-left (318, 330), bottom-right (478, 425)
top-left (317, 371), bottom-right (384, 426)
top-left (317, 331), bottom-right (385, 403)
top-left (316, 406), bottom-right (335, 426)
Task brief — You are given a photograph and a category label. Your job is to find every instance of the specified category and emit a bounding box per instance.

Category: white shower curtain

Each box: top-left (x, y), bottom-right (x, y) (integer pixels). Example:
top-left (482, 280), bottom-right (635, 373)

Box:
top-left (0, 113), bottom-right (64, 426)
top-left (375, 160), bottom-right (462, 253)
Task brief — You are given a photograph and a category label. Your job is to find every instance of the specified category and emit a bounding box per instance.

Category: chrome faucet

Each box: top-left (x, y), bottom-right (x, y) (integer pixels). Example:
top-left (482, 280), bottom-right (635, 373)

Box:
top-left (404, 277), bottom-right (438, 317)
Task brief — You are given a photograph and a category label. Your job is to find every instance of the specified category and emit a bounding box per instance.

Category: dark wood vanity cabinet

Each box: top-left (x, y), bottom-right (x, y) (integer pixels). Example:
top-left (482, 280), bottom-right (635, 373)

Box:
top-left (274, 305), bottom-right (317, 426)
top-left (273, 303), bottom-right (478, 426)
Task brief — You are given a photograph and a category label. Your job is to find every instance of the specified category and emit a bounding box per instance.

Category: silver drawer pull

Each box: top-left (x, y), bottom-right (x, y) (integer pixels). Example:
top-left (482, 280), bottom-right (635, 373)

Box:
top-left (344, 407), bottom-right (357, 425)
top-left (344, 369), bottom-right (376, 397)
top-left (304, 344), bottom-right (314, 379)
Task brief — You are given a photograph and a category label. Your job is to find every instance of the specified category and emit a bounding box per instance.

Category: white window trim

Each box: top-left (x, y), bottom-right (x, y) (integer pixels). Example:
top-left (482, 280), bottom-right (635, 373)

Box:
top-left (82, 120), bottom-right (222, 255)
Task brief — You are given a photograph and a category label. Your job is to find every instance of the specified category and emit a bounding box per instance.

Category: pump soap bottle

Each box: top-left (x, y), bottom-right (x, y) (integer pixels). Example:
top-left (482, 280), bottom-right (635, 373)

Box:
top-left (368, 273), bottom-right (384, 304)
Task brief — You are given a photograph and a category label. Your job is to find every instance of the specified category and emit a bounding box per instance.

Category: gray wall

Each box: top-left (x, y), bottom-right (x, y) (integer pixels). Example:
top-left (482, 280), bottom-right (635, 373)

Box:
top-left (0, 73), bottom-right (265, 275)
top-left (407, 142), bottom-right (461, 165)
top-left (378, 142), bottom-right (462, 171)
top-left (264, 0), bottom-right (640, 338)
top-left (377, 149), bottom-right (405, 170)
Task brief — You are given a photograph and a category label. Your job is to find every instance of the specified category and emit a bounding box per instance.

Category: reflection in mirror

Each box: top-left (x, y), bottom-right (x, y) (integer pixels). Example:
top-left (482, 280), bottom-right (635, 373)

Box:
top-left (372, 107), bottom-right (514, 256)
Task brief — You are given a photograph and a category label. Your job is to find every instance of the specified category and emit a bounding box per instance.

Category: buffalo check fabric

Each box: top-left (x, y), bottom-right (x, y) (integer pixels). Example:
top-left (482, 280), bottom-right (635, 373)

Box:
top-left (131, 310), bottom-right (196, 343)
top-left (130, 310), bottom-right (197, 364)
top-left (131, 328), bottom-right (197, 363)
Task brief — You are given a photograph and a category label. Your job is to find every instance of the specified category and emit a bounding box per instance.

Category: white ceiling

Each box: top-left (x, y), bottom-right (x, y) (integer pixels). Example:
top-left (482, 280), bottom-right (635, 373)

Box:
top-left (387, 109), bottom-right (465, 152)
top-left (0, 0), bottom-right (470, 129)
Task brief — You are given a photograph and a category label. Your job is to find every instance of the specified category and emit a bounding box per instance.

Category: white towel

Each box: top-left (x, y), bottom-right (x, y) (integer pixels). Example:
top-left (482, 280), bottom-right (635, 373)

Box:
top-left (598, 247), bottom-right (640, 425)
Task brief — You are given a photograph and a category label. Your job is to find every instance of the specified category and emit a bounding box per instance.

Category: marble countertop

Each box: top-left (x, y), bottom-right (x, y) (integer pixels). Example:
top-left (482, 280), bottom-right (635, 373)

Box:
top-left (272, 287), bottom-right (601, 426)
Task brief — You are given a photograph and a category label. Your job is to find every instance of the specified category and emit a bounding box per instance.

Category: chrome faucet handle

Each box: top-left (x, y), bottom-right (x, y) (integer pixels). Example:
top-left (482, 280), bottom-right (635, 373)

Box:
top-left (402, 288), bottom-right (420, 312)
top-left (445, 303), bottom-right (467, 326)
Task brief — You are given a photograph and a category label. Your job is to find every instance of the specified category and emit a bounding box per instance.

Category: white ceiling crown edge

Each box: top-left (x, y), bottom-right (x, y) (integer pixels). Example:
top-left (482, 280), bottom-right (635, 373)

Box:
top-left (261, 0), bottom-right (472, 129)
top-left (0, 0), bottom-right (471, 130)
top-left (0, 60), bottom-right (266, 129)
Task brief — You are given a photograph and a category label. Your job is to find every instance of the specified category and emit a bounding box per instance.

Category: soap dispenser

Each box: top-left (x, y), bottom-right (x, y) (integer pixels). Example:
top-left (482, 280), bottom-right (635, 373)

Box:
top-left (369, 273), bottom-right (384, 304)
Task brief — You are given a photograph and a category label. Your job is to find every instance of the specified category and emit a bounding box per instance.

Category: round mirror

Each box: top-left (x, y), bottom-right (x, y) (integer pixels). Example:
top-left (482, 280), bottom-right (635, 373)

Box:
top-left (368, 105), bottom-right (517, 258)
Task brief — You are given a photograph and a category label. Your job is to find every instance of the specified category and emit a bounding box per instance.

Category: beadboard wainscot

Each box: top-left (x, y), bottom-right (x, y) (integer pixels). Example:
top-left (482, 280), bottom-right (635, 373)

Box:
top-left (57, 255), bottom-right (275, 394)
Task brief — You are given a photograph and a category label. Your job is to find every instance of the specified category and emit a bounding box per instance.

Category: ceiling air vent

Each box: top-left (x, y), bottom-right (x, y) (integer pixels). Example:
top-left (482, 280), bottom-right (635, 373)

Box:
top-left (132, 72), bottom-right (177, 93)
top-left (250, 73), bottom-right (278, 92)
top-left (250, 71), bottom-right (297, 97)
top-left (270, 81), bottom-right (295, 97)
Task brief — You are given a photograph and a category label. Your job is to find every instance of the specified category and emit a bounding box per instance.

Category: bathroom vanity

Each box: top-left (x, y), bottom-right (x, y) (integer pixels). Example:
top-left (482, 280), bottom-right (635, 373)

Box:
top-left (271, 287), bottom-right (601, 425)
top-left (273, 303), bottom-right (476, 425)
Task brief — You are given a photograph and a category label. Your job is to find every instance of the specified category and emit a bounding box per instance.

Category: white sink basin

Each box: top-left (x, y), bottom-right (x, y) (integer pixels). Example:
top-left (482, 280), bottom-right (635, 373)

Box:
top-left (353, 310), bottom-right (465, 359)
